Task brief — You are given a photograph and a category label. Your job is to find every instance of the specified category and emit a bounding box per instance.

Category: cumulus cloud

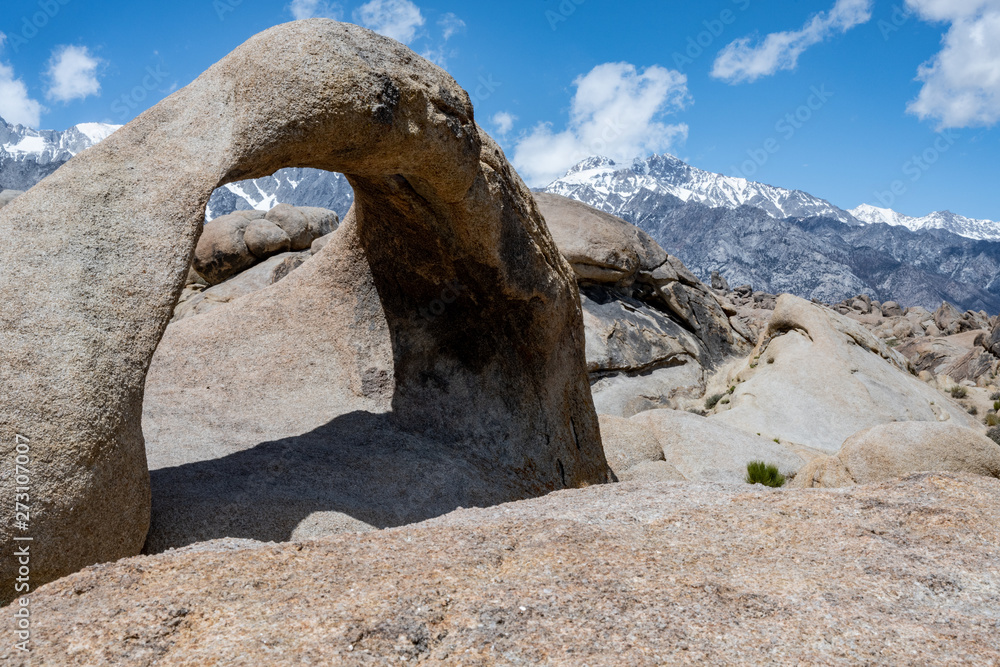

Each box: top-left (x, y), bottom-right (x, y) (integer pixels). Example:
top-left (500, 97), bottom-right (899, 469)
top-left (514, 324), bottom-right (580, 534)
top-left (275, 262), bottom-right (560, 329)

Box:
top-left (712, 0), bottom-right (873, 83)
top-left (45, 45), bottom-right (102, 103)
top-left (0, 35), bottom-right (43, 127)
top-left (353, 0), bottom-right (425, 44)
top-left (905, 0), bottom-right (1000, 128)
top-left (288, 0), bottom-right (343, 20)
top-left (512, 62), bottom-right (690, 187)
top-left (492, 111), bottom-right (517, 137)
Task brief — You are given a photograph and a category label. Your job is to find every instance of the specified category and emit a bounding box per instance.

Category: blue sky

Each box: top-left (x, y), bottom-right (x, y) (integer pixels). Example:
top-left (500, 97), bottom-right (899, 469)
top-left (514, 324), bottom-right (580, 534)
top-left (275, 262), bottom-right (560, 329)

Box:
top-left (1, 0), bottom-right (997, 220)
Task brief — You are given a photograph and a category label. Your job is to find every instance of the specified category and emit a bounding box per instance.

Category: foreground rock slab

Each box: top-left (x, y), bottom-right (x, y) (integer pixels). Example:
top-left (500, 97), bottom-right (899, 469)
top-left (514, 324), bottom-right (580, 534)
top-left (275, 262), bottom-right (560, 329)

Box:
top-left (600, 409), bottom-right (816, 482)
top-left (6, 474), bottom-right (1000, 665)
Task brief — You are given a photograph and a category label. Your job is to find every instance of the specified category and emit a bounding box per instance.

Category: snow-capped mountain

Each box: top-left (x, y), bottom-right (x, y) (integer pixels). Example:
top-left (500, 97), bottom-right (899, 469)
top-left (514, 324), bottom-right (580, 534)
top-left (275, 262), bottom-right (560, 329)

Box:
top-left (545, 155), bottom-right (860, 226)
top-left (206, 168), bottom-right (354, 221)
top-left (0, 116), bottom-right (120, 190)
top-left (850, 204), bottom-right (1000, 243)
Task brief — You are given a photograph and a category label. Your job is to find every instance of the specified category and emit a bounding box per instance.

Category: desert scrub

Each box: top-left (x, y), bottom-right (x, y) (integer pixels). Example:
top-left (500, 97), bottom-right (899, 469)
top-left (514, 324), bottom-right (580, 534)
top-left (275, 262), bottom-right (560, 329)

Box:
top-left (987, 412), bottom-right (1000, 427)
top-left (705, 393), bottom-right (725, 410)
top-left (969, 406), bottom-right (979, 415)
top-left (745, 461), bottom-right (786, 488)
top-left (988, 426), bottom-right (1000, 446)
top-left (950, 386), bottom-right (968, 399)
top-left (991, 391), bottom-right (1000, 401)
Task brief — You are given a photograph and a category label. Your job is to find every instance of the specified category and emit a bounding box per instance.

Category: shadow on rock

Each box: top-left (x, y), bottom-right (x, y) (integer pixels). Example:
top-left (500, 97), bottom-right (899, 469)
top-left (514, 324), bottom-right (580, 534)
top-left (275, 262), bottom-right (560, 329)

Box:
top-left (146, 411), bottom-right (514, 554)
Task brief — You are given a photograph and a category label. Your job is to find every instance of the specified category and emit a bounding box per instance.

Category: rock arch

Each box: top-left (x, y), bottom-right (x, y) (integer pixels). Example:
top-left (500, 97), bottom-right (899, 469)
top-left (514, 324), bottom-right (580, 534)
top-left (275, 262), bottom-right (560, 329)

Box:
top-left (0, 20), bottom-right (608, 596)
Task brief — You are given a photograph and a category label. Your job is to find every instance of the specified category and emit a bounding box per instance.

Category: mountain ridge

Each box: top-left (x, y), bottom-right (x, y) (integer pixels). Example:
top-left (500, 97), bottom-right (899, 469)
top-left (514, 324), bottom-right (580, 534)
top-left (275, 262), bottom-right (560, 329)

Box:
top-left (0, 116), bottom-right (120, 191)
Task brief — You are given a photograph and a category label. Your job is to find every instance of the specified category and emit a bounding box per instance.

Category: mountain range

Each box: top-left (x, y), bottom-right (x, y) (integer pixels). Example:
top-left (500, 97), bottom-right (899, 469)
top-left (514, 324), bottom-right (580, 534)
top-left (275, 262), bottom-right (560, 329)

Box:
top-left (0, 116), bottom-right (120, 191)
top-left (3, 116), bottom-right (998, 312)
top-left (543, 156), bottom-right (1000, 312)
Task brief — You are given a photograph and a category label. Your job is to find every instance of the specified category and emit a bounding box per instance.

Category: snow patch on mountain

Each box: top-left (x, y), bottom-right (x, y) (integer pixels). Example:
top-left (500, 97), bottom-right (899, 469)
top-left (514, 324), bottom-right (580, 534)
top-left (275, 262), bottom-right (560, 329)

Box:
top-left (850, 204), bottom-right (1000, 243)
top-left (545, 154), bottom-right (860, 225)
top-left (205, 168), bottom-right (355, 221)
top-left (0, 116), bottom-right (122, 190)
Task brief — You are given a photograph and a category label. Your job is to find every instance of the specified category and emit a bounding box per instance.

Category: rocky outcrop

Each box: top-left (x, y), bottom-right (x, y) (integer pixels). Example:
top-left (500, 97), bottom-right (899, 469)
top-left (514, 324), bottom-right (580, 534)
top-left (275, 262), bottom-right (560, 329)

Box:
top-left (193, 205), bottom-right (336, 285)
top-left (0, 20), bottom-right (608, 597)
top-left (791, 422), bottom-right (1000, 488)
top-left (711, 295), bottom-right (981, 452)
top-left (172, 250), bottom-right (312, 322)
top-left (600, 410), bottom-right (815, 483)
top-left (536, 192), bottom-right (752, 417)
top-left (7, 474), bottom-right (1000, 665)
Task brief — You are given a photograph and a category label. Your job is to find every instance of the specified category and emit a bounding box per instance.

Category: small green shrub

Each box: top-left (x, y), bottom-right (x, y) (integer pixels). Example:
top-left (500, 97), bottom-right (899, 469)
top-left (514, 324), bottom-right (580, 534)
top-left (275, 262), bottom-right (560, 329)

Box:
top-left (727, 386), bottom-right (736, 395)
top-left (745, 461), bottom-right (786, 488)
top-left (705, 393), bottom-right (725, 410)
top-left (968, 406), bottom-right (979, 415)
top-left (987, 412), bottom-right (1000, 427)
top-left (720, 398), bottom-right (730, 405)
top-left (994, 400), bottom-right (1000, 412)
top-left (950, 386), bottom-right (968, 399)
top-left (988, 426), bottom-right (1000, 446)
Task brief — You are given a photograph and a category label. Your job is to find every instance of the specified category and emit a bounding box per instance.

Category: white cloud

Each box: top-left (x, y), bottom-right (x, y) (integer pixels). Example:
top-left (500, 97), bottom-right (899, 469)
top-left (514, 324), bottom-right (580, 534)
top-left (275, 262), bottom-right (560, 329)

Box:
top-left (512, 62), bottom-right (690, 187)
top-left (492, 111), bottom-right (517, 137)
top-left (45, 45), bottom-right (102, 103)
top-left (905, 0), bottom-right (1000, 128)
top-left (712, 0), bottom-right (873, 83)
top-left (288, 0), bottom-right (342, 20)
top-left (353, 0), bottom-right (425, 44)
top-left (0, 35), bottom-right (44, 127)
top-left (439, 13), bottom-right (465, 40)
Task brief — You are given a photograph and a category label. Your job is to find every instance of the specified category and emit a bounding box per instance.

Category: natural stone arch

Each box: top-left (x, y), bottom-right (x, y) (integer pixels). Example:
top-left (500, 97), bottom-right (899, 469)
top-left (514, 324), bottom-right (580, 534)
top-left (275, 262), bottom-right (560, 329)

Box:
top-left (0, 20), bottom-right (608, 596)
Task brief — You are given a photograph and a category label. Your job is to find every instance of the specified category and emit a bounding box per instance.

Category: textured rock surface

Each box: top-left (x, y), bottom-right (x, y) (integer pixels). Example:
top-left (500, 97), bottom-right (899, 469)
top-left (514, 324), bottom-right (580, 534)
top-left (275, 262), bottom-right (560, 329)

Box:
top-left (244, 219), bottom-right (291, 257)
top-left (6, 474), bottom-right (1000, 665)
top-left (535, 192), bottom-right (665, 286)
top-left (536, 193), bottom-right (752, 417)
top-left (792, 422), bottom-right (1000, 488)
top-left (0, 20), bottom-right (607, 596)
top-left (171, 250), bottom-right (310, 322)
top-left (601, 410), bottom-right (815, 483)
top-left (193, 213), bottom-right (256, 284)
top-left (194, 205), bottom-right (336, 284)
top-left (712, 295), bottom-right (981, 452)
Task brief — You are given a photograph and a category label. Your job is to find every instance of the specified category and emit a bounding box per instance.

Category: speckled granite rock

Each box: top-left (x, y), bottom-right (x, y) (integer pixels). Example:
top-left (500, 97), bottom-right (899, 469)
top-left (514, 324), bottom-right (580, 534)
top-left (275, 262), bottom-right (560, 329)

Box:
top-left (0, 19), bottom-right (606, 597)
top-left (6, 473), bottom-right (1000, 665)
